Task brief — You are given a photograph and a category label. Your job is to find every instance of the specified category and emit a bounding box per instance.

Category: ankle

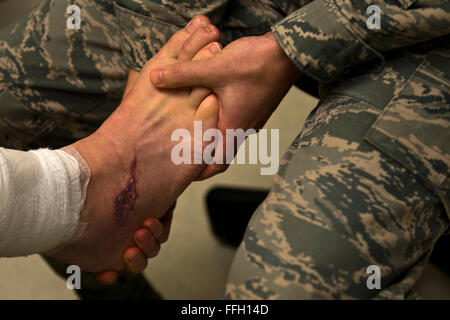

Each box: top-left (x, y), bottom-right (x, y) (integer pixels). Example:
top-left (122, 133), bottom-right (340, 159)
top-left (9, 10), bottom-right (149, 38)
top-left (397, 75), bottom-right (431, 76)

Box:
top-left (70, 132), bottom-right (132, 232)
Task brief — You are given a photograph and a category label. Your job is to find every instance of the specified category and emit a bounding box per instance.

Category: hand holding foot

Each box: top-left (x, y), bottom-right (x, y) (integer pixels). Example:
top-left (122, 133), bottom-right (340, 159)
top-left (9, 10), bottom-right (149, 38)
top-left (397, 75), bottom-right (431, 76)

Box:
top-left (150, 29), bottom-right (302, 179)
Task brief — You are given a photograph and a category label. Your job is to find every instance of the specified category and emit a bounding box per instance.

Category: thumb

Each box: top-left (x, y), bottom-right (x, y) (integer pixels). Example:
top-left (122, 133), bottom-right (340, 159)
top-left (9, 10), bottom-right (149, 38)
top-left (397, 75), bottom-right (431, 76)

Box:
top-left (194, 93), bottom-right (219, 130)
top-left (150, 59), bottom-right (220, 88)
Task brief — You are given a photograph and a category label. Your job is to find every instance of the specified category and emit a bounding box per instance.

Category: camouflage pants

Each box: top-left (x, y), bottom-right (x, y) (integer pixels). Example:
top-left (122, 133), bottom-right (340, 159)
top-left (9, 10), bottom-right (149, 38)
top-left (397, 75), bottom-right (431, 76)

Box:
top-left (225, 44), bottom-right (450, 299)
top-left (0, 0), bottom-right (161, 299)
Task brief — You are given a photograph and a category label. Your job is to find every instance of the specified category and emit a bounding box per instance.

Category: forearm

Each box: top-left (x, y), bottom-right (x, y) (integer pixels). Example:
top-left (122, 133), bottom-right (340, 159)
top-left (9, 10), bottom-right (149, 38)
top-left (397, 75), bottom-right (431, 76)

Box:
top-left (264, 31), bottom-right (302, 84)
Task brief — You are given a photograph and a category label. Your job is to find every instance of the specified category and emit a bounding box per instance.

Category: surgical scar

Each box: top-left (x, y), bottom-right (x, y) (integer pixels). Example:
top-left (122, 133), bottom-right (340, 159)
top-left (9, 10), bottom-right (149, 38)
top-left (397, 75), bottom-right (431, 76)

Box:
top-left (114, 156), bottom-right (137, 225)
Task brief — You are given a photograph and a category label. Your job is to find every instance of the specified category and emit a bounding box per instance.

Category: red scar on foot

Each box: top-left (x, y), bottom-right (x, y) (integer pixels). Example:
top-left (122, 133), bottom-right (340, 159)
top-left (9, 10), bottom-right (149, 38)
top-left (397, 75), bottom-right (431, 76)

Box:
top-left (115, 156), bottom-right (138, 225)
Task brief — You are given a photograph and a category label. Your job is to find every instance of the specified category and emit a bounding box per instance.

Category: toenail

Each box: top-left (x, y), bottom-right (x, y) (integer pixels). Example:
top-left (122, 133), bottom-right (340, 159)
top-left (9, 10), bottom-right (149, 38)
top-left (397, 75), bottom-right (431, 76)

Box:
top-left (186, 21), bottom-right (195, 33)
top-left (186, 17), bottom-right (200, 33)
top-left (204, 25), bottom-right (215, 34)
top-left (210, 42), bottom-right (222, 53)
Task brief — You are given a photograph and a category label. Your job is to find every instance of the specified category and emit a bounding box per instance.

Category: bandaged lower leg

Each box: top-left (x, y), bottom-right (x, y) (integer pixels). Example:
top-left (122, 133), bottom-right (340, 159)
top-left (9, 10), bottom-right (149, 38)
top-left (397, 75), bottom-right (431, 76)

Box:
top-left (0, 146), bottom-right (89, 256)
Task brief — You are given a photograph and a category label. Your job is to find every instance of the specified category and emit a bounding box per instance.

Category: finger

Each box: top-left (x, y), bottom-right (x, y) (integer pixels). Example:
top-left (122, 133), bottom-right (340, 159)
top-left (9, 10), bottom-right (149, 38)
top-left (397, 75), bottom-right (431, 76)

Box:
top-left (189, 42), bottom-right (222, 105)
top-left (178, 24), bottom-right (220, 62)
top-left (142, 218), bottom-right (165, 244)
top-left (158, 15), bottom-right (211, 59)
top-left (123, 247), bottom-right (148, 274)
top-left (150, 58), bottom-right (220, 88)
top-left (142, 204), bottom-right (175, 244)
top-left (134, 228), bottom-right (161, 258)
top-left (95, 271), bottom-right (118, 285)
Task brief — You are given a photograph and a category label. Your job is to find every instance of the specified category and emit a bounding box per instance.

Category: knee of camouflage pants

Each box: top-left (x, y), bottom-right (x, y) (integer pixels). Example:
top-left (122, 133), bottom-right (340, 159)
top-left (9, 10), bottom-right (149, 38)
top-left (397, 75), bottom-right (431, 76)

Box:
top-left (225, 93), bottom-right (449, 299)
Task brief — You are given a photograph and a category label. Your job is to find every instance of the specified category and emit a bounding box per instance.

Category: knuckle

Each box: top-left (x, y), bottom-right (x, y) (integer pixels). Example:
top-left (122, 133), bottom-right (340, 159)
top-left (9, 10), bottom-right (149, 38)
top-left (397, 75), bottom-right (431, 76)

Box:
top-left (172, 65), bottom-right (184, 79)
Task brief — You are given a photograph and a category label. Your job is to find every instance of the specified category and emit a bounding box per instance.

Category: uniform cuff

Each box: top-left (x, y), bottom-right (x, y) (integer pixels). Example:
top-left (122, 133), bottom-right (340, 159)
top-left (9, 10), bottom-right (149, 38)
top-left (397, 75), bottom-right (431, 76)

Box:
top-left (271, 0), bottom-right (377, 83)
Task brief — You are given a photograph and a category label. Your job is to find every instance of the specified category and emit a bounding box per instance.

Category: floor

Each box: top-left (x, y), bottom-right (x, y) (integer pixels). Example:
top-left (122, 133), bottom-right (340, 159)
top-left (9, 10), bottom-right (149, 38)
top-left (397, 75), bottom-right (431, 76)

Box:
top-left (0, 0), bottom-right (449, 300)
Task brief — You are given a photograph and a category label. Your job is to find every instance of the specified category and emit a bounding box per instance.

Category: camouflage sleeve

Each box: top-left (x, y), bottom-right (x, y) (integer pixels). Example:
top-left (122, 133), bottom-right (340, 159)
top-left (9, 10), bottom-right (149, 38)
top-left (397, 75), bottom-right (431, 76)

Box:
top-left (271, 0), bottom-right (450, 82)
top-left (113, 0), bottom-right (229, 70)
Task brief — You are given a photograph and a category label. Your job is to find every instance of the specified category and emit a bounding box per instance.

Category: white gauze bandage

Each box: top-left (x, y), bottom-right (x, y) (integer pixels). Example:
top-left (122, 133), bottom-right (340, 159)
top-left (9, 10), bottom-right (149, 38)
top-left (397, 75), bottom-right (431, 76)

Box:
top-left (0, 146), bottom-right (90, 257)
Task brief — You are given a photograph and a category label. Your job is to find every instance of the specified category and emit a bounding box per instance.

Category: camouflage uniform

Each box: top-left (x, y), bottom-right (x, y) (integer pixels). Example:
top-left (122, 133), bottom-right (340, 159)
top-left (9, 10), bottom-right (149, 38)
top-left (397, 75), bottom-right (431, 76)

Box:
top-left (0, 0), bottom-right (449, 299)
top-left (225, 0), bottom-right (450, 299)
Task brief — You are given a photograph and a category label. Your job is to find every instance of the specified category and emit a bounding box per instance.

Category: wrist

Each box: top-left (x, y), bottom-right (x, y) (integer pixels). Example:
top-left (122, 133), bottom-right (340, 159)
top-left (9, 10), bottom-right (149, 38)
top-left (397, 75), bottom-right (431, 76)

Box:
top-left (263, 32), bottom-right (302, 83)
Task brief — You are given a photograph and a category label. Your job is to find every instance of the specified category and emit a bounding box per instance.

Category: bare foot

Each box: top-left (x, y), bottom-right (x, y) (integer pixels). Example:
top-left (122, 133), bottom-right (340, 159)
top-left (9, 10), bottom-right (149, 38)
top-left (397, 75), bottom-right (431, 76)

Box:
top-left (47, 17), bottom-right (221, 272)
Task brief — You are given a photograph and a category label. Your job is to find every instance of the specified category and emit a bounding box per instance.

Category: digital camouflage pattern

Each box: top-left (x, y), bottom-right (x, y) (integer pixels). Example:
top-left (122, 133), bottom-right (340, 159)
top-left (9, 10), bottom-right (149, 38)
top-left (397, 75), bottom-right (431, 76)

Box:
top-left (225, 0), bottom-right (450, 296)
top-left (0, 0), bottom-right (127, 150)
top-left (272, 0), bottom-right (450, 82)
top-left (225, 51), bottom-right (450, 297)
top-left (114, 0), bottom-right (292, 70)
top-left (226, 3), bottom-right (450, 297)
top-left (0, 0), bottom-right (449, 299)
